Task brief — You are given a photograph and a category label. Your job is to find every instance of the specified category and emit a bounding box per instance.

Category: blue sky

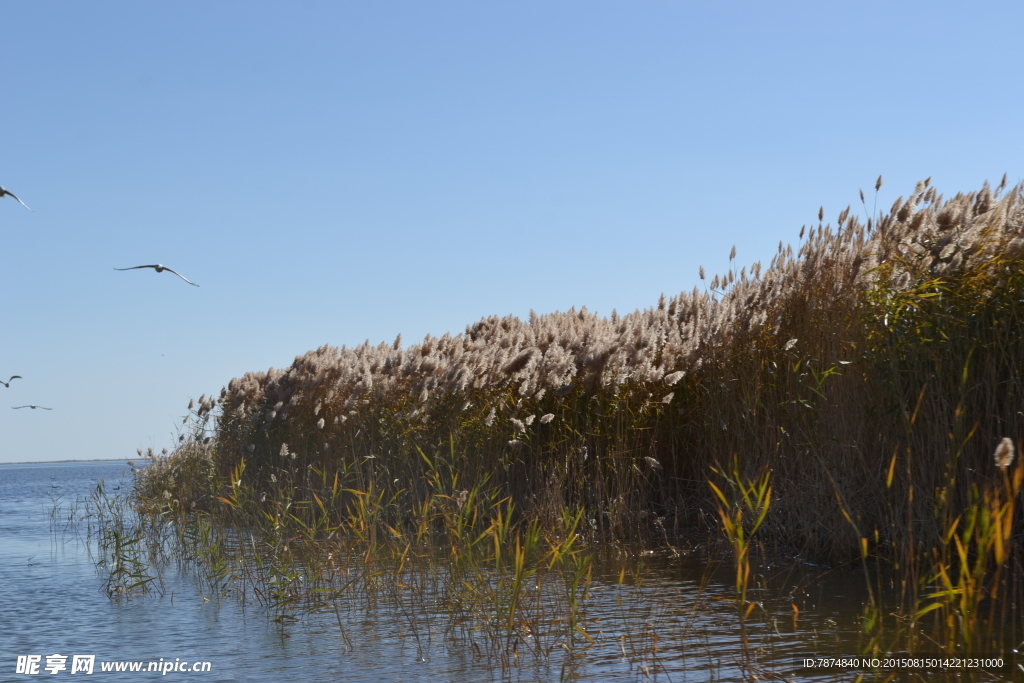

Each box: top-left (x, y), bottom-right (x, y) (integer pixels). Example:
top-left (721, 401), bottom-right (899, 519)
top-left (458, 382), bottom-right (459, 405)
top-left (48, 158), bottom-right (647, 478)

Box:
top-left (2, 1), bottom-right (1022, 463)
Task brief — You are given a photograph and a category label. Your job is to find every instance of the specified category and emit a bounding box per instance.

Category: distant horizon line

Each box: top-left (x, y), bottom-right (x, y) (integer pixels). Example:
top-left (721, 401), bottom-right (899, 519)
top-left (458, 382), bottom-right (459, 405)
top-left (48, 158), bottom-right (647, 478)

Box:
top-left (0, 458), bottom-right (137, 466)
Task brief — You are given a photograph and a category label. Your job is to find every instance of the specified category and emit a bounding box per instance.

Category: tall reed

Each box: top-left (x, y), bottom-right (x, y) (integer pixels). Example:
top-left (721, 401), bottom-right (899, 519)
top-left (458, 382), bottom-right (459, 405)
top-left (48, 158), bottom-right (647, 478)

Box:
top-left (136, 177), bottom-right (1024, 653)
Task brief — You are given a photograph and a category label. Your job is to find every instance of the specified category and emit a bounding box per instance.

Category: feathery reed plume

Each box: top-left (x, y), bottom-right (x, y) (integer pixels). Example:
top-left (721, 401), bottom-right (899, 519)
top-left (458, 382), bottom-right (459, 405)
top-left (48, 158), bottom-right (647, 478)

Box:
top-left (994, 437), bottom-right (1015, 469)
top-left (664, 370), bottom-right (685, 385)
top-left (539, 413), bottom-right (554, 424)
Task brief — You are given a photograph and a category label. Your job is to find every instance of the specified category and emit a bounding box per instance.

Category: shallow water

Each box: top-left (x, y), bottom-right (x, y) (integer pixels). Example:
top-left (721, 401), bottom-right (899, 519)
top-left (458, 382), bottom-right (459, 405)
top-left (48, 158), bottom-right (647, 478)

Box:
top-left (0, 461), bottom-right (1011, 681)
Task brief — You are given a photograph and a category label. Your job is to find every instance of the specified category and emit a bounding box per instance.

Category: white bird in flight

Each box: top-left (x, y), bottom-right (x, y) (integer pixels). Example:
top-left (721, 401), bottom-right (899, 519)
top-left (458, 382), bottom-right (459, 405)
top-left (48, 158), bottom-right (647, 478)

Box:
top-left (0, 186), bottom-right (33, 211)
top-left (13, 405), bottom-right (52, 410)
top-left (1, 375), bottom-right (22, 388)
top-left (114, 264), bottom-right (199, 286)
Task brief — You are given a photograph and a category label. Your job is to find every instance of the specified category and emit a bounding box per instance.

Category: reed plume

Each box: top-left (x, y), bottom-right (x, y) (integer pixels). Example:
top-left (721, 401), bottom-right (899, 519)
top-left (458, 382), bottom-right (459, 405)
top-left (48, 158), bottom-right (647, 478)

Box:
top-left (995, 437), bottom-right (1015, 469)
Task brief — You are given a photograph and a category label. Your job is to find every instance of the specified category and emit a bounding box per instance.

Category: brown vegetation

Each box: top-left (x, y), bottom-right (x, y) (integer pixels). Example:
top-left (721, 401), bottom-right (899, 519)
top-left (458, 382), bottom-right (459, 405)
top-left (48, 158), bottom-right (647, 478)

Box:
top-left (143, 177), bottom-right (1024, 560)
top-left (131, 176), bottom-right (1024, 661)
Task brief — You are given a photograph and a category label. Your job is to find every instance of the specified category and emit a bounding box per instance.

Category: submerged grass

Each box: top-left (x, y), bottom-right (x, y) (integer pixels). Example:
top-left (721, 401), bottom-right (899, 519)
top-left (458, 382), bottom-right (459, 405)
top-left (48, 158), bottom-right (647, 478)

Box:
top-left (123, 177), bottom-right (1024, 677)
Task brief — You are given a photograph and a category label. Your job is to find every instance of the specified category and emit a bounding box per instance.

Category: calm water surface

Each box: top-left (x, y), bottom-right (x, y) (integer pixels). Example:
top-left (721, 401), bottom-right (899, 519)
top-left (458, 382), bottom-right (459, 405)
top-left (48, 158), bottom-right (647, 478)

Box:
top-left (1, 461), bottom-right (877, 681)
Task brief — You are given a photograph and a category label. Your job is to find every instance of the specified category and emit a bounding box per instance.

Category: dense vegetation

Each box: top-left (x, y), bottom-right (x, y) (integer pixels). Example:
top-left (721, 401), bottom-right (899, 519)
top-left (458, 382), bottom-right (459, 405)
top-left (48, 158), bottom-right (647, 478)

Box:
top-left (134, 177), bottom-right (1024, 659)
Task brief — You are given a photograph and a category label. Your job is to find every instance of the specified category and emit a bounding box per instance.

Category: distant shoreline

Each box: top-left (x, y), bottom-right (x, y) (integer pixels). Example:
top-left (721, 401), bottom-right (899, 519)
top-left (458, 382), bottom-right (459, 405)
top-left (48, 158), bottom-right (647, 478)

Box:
top-left (0, 458), bottom-right (136, 466)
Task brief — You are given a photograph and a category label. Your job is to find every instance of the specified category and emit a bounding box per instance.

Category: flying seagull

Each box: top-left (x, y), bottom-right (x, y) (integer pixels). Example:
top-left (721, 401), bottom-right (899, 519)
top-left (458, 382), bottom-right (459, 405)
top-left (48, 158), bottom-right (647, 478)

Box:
top-left (1, 375), bottom-right (22, 388)
top-left (13, 405), bottom-right (52, 410)
top-left (114, 264), bottom-right (199, 287)
top-left (0, 187), bottom-right (33, 210)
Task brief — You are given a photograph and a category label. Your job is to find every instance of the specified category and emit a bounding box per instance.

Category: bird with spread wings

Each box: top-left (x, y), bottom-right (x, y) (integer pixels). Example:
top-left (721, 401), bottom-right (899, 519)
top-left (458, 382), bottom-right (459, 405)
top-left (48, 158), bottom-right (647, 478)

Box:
top-left (114, 264), bottom-right (199, 287)
top-left (0, 186), bottom-right (33, 211)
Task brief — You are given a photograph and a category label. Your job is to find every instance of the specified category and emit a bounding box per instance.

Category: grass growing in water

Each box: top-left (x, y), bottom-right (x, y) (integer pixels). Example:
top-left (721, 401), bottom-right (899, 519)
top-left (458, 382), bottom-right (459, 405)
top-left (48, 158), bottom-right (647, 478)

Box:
top-left (126, 177), bottom-right (1024, 676)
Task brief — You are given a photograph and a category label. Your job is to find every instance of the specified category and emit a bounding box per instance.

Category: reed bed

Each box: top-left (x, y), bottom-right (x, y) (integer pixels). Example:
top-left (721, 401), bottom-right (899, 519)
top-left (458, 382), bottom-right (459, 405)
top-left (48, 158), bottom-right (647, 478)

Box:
top-left (86, 472), bottom-right (741, 678)
top-left (78, 475), bottom-right (841, 680)
top-left (133, 177), bottom-right (1024, 667)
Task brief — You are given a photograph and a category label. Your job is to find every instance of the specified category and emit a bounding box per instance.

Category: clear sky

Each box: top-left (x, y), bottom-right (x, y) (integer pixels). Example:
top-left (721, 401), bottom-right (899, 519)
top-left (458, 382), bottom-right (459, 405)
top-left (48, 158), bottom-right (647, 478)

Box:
top-left (2, 1), bottom-right (1022, 463)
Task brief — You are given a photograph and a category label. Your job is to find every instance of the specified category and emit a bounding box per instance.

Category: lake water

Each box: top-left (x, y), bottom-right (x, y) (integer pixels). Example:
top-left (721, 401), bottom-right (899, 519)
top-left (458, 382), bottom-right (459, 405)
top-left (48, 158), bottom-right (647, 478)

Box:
top-left (2, 460), bottom-right (1003, 681)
